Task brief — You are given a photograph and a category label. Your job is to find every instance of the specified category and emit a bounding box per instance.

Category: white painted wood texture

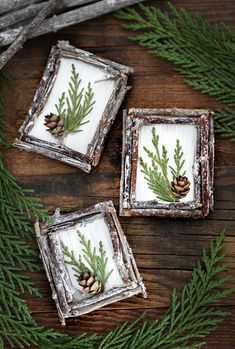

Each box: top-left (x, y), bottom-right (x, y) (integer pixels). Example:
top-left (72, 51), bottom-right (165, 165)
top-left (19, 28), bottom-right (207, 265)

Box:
top-left (136, 123), bottom-right (197, 203)
top-left (29, 56), bottom-right (116, 154)
top-left (59, 216), bottom-right (125, 301)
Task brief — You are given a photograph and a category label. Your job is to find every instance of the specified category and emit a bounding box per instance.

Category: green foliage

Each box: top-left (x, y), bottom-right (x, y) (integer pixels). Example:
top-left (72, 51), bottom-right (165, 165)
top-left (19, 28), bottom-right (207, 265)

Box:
top-left (97, 313), bottom-right (146, 349)
top-left (0, 72), bottom-right (94, 348)
top-left (115, 3), bottom-right (235, 141)
top-left (214, 109), bottom-right (235, 141)
top-left (170, 139), bottom-right (186, 179)
top-left (99, 231), bottom-right (234, 349)
top-left (55, 63), bottom-right (95, 135)
top-left (62, 230), bottom-right (113, 290)
top-left (140, 127), bottom-right (186, 202)
top-left (0, 71), bottom-right (234, 348)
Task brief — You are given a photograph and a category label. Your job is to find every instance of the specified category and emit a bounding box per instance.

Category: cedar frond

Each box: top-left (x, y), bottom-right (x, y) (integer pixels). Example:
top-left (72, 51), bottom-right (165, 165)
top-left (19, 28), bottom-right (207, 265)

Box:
top-left (55, 64), bottom-right (95, 135)
top-left (61, 230), bottom-right (113, 290)
top-left (170, 139), bottom-right (186, 179)
top-left (140, 127), bottom-right (186, 202)
top-left (99, 231), bottom-right (234, 349)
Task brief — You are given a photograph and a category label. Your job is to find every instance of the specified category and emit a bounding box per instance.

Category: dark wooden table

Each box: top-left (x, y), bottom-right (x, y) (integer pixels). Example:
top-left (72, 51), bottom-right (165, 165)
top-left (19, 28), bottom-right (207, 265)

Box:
top-left (2, 1), bottom-right (235, 348)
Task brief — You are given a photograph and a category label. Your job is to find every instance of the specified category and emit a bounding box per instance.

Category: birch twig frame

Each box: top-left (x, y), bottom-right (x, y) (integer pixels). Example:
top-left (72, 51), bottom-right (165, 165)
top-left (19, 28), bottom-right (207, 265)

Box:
top-left (14, 41), bottom-right (133, 172)
top-left (120, 108), bottom-right (214, 218)
top-left (35, 201), bottom-right (146, 325)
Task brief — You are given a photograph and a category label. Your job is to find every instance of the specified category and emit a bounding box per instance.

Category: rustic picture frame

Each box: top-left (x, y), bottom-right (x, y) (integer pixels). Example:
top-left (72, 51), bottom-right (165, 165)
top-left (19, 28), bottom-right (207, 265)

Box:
top-left (120, 108), bottom-right (214, 218)
top-left (35, 200), bottom-right (147, 325)
top-left (14, 40), bottom-right (133, 173)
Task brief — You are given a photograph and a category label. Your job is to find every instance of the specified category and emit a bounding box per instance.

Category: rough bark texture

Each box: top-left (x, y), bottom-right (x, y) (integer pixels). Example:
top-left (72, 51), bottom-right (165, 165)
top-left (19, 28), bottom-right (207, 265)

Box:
top-left (2, 1), bottom-right (235, 347)
top-left (14, 40), bottom-right (133, 172)
top-left (0, 0), bottom-right (40, 15)
top-left (0, 3), bottom-right (46, 31)
top-left (0, 0), bottom-right (145, 47)
top-left (0, 0), bottom-right (60, 70)
top-left (119, 108), bottom-right (214, 218)
top-left (36, 201), bottom-right (147, 325)
top-left (0, 1), bottom-right (115, 31)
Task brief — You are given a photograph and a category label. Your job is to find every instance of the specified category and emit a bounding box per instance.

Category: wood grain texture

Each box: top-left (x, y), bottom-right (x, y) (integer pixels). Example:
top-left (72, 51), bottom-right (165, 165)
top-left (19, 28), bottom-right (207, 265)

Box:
top-left (1, 0), bottom-right (235, 348)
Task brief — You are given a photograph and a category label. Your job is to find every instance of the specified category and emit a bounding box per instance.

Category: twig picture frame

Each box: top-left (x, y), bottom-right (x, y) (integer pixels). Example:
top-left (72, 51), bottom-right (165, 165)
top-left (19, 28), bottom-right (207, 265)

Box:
top-left (14, 40), bottom-right (133, 172)
top-left (120, 108), bottom-right (214, 218)
top-left (35, 200), bottom-right (146, 325)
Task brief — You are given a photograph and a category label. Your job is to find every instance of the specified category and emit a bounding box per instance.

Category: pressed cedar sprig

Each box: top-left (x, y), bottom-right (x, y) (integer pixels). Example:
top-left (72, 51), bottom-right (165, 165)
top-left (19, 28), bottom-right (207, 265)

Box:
top-left (61, 230), bottom-right (113, 293)
top-left (47, 63), bottom-right (96, 138)
top-left (140, 127), bottom-right (189, 202)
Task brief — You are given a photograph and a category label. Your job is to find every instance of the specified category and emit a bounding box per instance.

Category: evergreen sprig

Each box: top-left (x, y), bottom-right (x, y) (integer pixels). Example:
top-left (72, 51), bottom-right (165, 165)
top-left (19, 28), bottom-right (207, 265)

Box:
top-left (170, 139), bottom-right (186, 179)
top-left (62, 230), bottom-right (113, 290)
top-left (214, 109), bottom-right (235, 141)
top-left (55, 63), bottom-right (95, 135)
top-left (115, 3), bottom-right (235, 141)
top-left (140, 127), bottom-right (186, 202)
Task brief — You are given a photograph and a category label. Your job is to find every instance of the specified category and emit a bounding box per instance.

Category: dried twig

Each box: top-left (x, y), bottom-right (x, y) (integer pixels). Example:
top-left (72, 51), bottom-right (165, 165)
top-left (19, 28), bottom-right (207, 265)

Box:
top-left (0, 3), bottom-right (46, 31)
top-left (0, 0), bottom-right (40, 16)
top-left (0, 0), bottom-right (96, 31)
top-left (0, 0), bottom-right (144, 47)
top-left (0, 0), bottom-right (60, 70)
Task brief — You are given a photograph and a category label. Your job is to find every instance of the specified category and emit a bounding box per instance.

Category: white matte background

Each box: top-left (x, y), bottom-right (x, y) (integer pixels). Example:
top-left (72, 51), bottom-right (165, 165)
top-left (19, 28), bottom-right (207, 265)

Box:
top-left (136, 123), bottom-right (197, 203)
top-left (29, 57), bottom-right (116, 154)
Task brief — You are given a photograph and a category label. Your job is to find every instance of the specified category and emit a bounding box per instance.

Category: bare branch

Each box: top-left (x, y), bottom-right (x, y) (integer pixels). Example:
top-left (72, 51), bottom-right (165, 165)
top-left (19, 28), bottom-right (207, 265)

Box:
top-left (0, 3), bottom-right (46, 31)
top-left (0, 0), bottom-right (60, 70)
top-left (0, 0), bottom-right (144, 47)
top-left (0, 0), bottom-right (41, 16)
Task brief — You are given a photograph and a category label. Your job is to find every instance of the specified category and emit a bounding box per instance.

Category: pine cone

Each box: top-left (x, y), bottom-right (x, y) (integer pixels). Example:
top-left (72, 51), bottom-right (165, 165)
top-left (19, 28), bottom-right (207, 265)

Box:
top-left (78, 271), bottom-right (102, 295)
top-left (171, 176), bottom-right (190, 199)
top-left (44, 113), bottom-right (64, 137)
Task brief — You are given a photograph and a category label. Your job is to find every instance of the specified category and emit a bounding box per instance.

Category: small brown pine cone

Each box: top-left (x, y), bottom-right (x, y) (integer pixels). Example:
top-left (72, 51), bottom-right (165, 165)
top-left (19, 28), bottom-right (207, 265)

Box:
top-left (171, 175), bottom-right (190, 199)
top-left (78, 271), bottom-right (102, 295)
top-left (44, 113), bottom-right (64, 137)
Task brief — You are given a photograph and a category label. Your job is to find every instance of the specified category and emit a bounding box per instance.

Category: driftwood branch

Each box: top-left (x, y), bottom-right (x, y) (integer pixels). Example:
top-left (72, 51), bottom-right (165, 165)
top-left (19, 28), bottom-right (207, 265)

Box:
top-left (0, 1), bottom-right (97, 31)
top-left (0, 3), bottom-right (46, 31)
top-left (0, 0), bottom-right (60, 70)
top-left (0, 0), bottom-right (93, 16)
top-left (0, 0), bottom-right (40, 16)
top-left (0, 0), bottom-right (144, 47)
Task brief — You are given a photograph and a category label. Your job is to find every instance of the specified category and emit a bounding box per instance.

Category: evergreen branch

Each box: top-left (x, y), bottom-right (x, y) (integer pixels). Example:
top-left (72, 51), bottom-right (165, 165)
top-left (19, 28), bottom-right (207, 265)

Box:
top-left (61, 240), bottom-right (88, 278)
top-left (0, 227), bottom-right (40, 272)
top-left (77, 230), bottom-right (99, 274)
top-left (97, 313), bottom-right (147, 349)
top-left (100, 231), bottom-right (233, 349)
top-left (97, 241), bottom-right (114, 287)
top-left (0, 264), bottom-right (41, 296)
top-left (62, 230), bottom-right (113, 290)
top-left (55, 91), bottom-right (66, 119)
top-left (56, 64), bottom-right (95, 135)
top-left (214, 108), bottom-right (235, 141)
top-left (115, 3), bottom-right (235, 141)
top-left (169, 139), bottom-right (186, 179)
top-left (0, 314), bottom-right (97, 349)
top-left (140, 127), bottom-right (177, 202)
